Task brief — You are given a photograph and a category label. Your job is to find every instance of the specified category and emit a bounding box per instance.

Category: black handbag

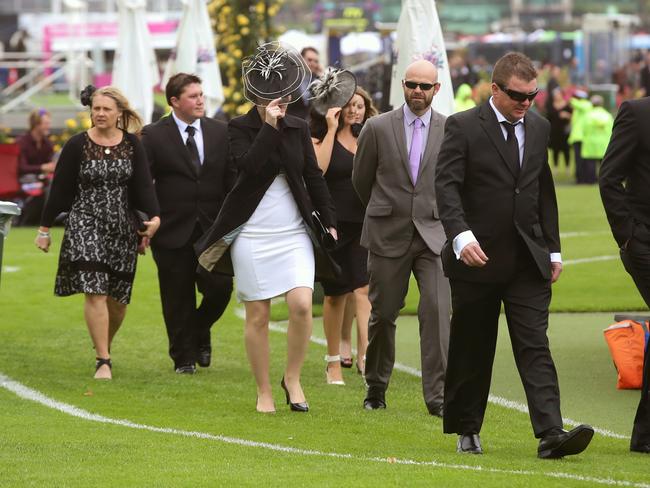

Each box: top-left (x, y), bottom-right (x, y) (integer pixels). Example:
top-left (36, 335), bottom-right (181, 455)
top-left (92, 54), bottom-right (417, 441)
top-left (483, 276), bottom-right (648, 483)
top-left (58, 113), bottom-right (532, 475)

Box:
top-left (311, 210), bottom-right (336, 251)
top-left (132, 210), bottom-right (149, 232)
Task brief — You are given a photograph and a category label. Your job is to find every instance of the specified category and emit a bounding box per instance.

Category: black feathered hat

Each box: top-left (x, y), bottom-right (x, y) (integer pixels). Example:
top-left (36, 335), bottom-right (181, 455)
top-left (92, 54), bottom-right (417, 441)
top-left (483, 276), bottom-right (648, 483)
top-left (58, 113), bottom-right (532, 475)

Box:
top-left (309, 68), bottom-right (357, 116)
top-left (242, 42), bottom-right (311, 106)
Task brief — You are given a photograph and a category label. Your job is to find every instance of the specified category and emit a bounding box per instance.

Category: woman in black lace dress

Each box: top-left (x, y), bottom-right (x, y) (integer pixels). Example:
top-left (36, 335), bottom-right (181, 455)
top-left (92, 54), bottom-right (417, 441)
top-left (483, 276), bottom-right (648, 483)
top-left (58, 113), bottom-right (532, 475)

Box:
top-left (35, 86), bottom-right (160, 379)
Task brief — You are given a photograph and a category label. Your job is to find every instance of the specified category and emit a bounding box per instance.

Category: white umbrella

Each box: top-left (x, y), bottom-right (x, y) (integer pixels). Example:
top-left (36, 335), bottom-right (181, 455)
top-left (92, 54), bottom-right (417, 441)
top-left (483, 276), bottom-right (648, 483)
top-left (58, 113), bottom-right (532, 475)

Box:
top-left (112, 0), bottom-right (160, 124)
top-left (64, 0), bottom-right (91, 104)
top-left (162, 0), bottom-right (224, 116)
top-left (389, 0), bottom-right (454, 116)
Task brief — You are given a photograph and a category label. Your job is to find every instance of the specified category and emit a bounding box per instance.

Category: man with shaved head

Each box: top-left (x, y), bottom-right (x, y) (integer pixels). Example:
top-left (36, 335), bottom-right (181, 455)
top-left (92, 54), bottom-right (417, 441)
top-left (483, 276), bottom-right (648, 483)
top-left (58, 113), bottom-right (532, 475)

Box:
top-left (352, 59), bottom-right (450, 416)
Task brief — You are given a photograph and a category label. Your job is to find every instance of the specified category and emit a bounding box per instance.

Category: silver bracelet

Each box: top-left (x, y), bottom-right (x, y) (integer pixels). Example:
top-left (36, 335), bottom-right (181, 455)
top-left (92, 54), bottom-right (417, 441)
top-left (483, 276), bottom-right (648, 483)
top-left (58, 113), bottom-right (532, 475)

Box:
top-left (38, 231), bottom-right (50, 238)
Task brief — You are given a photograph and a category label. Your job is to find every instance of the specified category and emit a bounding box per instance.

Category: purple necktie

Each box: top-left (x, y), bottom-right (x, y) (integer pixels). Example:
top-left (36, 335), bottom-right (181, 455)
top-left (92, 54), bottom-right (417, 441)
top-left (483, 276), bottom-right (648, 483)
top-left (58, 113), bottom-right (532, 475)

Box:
top-left (409, 118), bottom-right (423, 184)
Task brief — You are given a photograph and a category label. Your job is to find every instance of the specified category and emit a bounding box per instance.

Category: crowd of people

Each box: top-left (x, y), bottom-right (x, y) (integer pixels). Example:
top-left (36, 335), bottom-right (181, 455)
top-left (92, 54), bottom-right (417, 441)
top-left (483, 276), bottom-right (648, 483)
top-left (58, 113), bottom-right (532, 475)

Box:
top-left (25, 42), bottom-right (650, 457)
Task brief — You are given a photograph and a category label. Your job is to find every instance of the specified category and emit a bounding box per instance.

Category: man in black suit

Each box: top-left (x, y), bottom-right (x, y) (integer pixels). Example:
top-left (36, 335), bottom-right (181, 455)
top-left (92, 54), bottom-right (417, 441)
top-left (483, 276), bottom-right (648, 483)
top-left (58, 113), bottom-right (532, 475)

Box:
top-left (435, 52), bottom-right (594, 457)
top-left (600, 97), bottom-right (650, 454)
top-left (141, 73), bottom-right (235, 374)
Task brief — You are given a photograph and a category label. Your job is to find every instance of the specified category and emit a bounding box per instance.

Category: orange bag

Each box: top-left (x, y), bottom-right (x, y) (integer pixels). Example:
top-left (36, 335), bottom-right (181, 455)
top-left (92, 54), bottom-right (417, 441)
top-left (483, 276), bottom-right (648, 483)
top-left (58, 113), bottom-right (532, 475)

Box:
top-left (603, 320), bottom-right (647, 389)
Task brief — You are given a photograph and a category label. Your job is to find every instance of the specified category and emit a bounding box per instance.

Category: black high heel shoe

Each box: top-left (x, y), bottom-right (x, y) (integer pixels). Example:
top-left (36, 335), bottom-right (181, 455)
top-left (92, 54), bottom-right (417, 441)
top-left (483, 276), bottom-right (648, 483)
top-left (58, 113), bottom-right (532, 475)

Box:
top-left (280, 377), bottom-right (309, 412)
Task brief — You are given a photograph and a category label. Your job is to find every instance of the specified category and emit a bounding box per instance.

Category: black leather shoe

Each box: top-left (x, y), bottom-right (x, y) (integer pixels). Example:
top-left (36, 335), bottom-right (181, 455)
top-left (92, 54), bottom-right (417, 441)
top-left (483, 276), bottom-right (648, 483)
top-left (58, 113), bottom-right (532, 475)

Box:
top-left (197, 346), bottom-right (211, 368)
top-left (538, 424), bottom-right (594, 459)
top-left (428, 404), bottom-right (444, 417)
top-left (630, 443), bottom-right (650, 453)
top-left (175, 363), bottom-right (196, 374)
top-left (363, 397), bottom-right (386, 410)
top-left (280, 377), bottom-right (309, 412)
top-left (457, 433), bottom-right (483, 454)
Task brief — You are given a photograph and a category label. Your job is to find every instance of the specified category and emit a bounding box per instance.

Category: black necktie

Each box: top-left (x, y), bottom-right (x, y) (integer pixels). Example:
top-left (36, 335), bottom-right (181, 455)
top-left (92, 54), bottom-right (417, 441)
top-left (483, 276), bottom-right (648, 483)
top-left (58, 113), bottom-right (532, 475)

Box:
top-left (185, 125), bottom-right (201, 169)
top-left (501, 121), bottom-right (520, 177)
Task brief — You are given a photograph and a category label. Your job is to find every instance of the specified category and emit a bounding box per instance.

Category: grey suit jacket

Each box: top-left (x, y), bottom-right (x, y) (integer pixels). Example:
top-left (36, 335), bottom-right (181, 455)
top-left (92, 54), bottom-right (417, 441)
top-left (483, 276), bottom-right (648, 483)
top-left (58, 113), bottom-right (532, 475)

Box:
top-left (352, 105), bottom-right (446, 258)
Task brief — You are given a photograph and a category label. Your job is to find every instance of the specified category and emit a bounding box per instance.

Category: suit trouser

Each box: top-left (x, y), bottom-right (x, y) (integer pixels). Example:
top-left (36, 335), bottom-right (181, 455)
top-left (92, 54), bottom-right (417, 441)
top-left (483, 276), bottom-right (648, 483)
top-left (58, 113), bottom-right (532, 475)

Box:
top-left (365, 231), bottom-right (450, 409)
top-left (620, 239), bottom-right (650, 448)
top-left (152, 225), bottom-right (233, 367)
top-left (443, 250), bottom-right (562, 438)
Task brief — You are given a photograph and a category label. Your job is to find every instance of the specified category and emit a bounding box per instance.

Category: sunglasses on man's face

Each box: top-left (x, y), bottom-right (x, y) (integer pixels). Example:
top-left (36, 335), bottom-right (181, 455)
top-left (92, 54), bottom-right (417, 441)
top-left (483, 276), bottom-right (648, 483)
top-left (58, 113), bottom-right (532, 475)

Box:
top-left (403, 80), bottom-right (438, 91)
top-left (497, 83), bottom-right (539, 102)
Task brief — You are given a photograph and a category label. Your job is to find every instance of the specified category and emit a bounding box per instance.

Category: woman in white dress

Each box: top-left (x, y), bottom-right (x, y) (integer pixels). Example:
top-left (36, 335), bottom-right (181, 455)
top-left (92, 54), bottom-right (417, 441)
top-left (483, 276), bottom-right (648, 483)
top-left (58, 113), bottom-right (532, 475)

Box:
top-left (196, 43), bottom-right (338, 413)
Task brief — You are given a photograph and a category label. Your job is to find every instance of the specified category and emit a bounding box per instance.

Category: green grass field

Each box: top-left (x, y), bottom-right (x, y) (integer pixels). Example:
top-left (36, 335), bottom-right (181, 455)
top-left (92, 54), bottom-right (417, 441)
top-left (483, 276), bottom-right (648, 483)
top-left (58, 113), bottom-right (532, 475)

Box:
top-left (1, 183), bottom-right (649, 487)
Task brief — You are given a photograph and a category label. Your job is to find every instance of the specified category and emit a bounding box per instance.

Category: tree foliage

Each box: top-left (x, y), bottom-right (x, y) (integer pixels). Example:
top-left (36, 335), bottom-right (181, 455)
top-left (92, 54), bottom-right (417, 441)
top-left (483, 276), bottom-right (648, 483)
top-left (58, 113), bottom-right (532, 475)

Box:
top-left (208, 0), bottom-right (285, 117)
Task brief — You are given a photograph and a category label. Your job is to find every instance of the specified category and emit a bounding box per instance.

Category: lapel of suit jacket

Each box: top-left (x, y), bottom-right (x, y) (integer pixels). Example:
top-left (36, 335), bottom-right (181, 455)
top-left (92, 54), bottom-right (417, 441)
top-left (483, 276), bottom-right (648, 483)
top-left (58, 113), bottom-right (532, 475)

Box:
top-left (165, 114), bottom-right (199, 177)
top-left (390, 106), bottom-right (412, 183)
top-left (418, 109), bottom-right (443, 184)
top-left (478, 102), bottom-right (519, 180)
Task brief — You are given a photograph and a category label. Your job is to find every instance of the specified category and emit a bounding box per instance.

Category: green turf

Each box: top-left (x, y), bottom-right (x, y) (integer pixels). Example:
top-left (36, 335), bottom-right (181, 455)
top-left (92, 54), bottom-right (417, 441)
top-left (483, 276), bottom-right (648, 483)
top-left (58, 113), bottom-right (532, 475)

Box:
top-left (1, 183), bottom-right (649, 486)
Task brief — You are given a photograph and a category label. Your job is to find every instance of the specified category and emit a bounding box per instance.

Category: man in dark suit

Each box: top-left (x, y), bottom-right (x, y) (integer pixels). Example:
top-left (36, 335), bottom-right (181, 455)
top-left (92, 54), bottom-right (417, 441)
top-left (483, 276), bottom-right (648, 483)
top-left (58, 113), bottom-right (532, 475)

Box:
top-left (435, 52), bottom-right (594, 457)
top-left (353, 59), bottom-right (450, 416)
top-left (600, 97), bottom-right (650, 454)
top-left (141, 73), bottom-right (235, 374)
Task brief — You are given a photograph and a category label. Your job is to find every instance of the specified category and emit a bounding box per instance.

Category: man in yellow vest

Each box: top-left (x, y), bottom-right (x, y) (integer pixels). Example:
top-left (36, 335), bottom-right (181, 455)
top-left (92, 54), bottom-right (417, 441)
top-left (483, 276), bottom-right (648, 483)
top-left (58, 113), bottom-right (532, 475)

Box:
top-left (580, 95), bottom-right (613, 184)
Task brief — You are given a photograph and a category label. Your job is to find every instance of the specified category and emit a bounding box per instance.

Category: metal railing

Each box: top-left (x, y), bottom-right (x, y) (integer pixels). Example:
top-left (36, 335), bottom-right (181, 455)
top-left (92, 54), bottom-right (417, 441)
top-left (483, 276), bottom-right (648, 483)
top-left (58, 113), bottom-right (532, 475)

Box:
top-left (0, 0), bottom-right (185, 14)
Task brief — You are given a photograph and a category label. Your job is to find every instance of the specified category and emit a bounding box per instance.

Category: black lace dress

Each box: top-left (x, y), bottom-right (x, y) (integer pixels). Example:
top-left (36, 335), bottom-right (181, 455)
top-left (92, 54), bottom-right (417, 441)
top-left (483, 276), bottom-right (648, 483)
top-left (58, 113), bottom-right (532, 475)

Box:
top-left (41, 131), bottom-right (159, 304)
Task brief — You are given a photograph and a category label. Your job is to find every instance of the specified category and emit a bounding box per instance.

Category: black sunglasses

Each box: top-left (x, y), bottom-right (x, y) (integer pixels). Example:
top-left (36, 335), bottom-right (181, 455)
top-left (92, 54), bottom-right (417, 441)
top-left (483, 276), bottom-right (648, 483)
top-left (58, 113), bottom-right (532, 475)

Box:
top-left (403, 80), bottom-right (438, 91)
top-left (496, 83), bottom-right (539, 102)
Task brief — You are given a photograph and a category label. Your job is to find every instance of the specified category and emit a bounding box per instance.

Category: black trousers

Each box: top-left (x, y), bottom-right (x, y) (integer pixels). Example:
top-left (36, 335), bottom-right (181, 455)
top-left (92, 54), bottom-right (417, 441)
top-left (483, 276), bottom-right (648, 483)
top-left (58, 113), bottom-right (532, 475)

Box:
top-left (443, 244), bottom-right (562, 438)
top-left (620, 237), bottom-right (650, 448)
top-left (152, 225), bottom-right (232, 367)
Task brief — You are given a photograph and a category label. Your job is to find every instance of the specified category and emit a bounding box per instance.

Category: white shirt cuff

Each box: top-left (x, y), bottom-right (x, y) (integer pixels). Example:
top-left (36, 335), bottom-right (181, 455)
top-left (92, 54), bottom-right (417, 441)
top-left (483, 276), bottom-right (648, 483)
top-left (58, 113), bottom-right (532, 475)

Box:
top-left (550, 252), bottom-right (562, 263)
top-left (452, 230), bottom-right (478, 260)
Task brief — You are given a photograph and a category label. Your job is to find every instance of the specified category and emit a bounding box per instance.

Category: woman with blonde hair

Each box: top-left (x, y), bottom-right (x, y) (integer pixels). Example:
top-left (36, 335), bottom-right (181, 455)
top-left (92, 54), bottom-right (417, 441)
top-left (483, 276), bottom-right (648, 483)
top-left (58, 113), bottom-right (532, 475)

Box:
top-left (35, 85), bottom-right (160, 379)
top-left (310, 78), bottom-right (378, 384)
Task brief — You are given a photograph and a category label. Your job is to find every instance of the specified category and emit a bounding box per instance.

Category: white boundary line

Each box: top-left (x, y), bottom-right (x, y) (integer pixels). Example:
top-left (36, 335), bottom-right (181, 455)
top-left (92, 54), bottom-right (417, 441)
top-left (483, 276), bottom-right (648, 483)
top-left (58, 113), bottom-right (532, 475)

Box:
top-left (0, 373), bottom-right (646, 488)
top-left (564, 255), bottom-right (619, 266)
top-left (560, 231), bottom-right (611, 239)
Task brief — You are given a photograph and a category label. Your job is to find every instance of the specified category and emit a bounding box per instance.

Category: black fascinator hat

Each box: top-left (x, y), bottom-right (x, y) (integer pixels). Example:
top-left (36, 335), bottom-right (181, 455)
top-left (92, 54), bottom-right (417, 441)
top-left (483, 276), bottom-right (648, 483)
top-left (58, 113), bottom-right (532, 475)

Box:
top-left (80, 85), bottom-right (97, 107)
top-left (309, 68), bottom-right (357, 116)
top-left (242, 42), bottom-right (311, 106)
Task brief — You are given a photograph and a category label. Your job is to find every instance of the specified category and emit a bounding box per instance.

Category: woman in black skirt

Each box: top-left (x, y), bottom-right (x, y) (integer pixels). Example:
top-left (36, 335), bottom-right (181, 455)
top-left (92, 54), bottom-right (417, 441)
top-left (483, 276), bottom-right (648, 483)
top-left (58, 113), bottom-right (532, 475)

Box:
top-left (311, 83), bottom-right (378, 384)
top-left (35, 86), bottom-right (160, 380)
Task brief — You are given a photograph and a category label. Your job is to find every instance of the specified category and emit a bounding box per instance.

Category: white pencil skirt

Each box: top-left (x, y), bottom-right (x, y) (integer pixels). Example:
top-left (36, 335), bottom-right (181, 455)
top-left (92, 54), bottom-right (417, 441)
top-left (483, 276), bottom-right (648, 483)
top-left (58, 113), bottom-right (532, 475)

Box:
top-left (230, 174), bottom-right (315, 302)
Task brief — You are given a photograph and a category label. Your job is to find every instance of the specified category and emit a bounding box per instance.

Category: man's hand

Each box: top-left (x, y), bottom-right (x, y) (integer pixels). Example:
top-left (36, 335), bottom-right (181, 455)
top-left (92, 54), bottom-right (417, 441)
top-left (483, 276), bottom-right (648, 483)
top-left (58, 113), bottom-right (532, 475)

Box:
top-left (460, 241), bottom-right (489, 267)
top-left (551, 261), bottom-right (562, 283)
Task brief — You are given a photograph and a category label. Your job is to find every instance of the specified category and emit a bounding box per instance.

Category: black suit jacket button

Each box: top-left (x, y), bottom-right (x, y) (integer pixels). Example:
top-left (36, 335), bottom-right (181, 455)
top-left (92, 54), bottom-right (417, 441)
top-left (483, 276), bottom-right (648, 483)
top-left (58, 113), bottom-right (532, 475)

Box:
top-left (515, 188), bottom-right (520, 194)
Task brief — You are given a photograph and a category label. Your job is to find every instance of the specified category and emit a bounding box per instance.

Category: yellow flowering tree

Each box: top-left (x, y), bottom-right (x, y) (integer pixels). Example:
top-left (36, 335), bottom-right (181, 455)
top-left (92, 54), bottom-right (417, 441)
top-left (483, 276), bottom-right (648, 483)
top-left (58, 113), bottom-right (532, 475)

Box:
top-left (208, 0), bottom-right (284, 117)
top-left (0, 126), bottom-right (15, 144)
top-left (50, 112), bottom-right (92, 153)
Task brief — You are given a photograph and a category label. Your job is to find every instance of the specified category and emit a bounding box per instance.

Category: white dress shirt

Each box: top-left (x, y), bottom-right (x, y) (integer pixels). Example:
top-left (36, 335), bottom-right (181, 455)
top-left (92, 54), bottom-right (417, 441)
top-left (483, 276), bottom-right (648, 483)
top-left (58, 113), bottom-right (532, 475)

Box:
top-left (452, 98), bottom-right (561, 264)
top-left (172, 111), bottom-right (204, 164)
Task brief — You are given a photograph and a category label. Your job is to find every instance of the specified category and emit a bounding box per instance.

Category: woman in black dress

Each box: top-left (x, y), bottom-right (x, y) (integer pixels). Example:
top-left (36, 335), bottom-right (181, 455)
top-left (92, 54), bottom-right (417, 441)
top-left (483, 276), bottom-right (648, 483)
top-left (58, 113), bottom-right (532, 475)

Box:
top-left (311, 85), bottom-right (378, 384)
top-left (35, 86), bottom-right (160, 380)
top-left (547, 87), bottom-right (572, 174)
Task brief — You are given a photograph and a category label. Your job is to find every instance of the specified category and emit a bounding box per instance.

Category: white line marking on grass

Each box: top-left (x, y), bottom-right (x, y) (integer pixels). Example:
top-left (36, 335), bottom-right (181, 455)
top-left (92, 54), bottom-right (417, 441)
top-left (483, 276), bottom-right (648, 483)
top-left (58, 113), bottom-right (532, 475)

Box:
top-left (0, 373), bottom-right (645, 488)
top-left (2, 266), bottom-right (20, 273)
top-left (258, 311), bottom-right (628, 440)
top-left (563, 255), bottom-right (618, 265)
top-left (560, 231), bottom-right (610, 239)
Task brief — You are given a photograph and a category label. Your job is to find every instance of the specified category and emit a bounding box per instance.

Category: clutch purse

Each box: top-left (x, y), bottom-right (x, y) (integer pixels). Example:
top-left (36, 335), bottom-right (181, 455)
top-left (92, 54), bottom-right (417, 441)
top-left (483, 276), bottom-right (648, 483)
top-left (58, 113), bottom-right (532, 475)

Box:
top-left (132, 210), bottom-right (149, 232)
top-left (311, 210), bottom-right (336, 251)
